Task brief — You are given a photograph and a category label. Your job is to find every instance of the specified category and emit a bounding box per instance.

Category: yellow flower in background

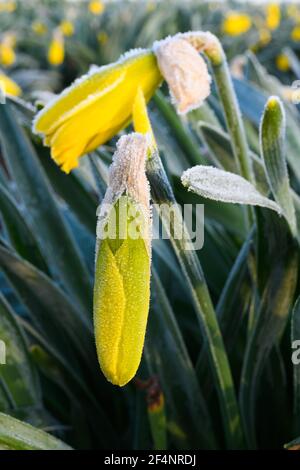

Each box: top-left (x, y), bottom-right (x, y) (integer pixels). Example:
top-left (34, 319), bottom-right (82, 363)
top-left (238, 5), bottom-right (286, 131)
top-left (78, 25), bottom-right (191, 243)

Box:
top-left (287, 4), bottom-right (300, 21)
top-left (276, 53), bottom-right (289, 72)
top-left (89, 0), bottom-right (105, 15)
top-left (259, 28), bottom-right (271, 46)
top-left (0, 72), bottom-right (21, 96)
top-left (97, 31), bottom-right (108, 45)
top-left (5, 0), bottom-right (15, 12)
top-left (33, 50), bottom-right (162, 173)
top-left (48, 32), bottom-right (64, 66)
top-left (251, 27), bottom-right (272, 51)
top-left (146, 2), bottom-right (156, 12)
top-left (0, 1), bottom-right (16, 13)
top-left (59, 20), bottom-right (74, 37)
top-left (94, 133), bottom-right (151, 386)
top-left (291, 26), bottom-right (300, 42)
top-left (222, 12), bottom-right (252, 36)
top-left (32, 21), bottom-right (47, 35)
top-left (0, 42), bottom-right (15, 67)
top-left (266, 3), bottom-right (280, 30)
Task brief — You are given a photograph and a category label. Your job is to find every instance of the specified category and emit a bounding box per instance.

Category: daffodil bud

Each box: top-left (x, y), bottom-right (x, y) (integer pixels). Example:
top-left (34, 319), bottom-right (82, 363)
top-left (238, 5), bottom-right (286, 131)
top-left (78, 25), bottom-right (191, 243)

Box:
top-left (153, 36), bottom-right (211, 114)
top-left (94, 133), bottom-right (151, 387)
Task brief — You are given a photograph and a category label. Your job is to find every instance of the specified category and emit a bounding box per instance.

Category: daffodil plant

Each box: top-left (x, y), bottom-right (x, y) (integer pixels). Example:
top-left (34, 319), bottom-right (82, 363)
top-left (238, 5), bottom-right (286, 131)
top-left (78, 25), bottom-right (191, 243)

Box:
top-left (33, 30), bottom-right (258, 448)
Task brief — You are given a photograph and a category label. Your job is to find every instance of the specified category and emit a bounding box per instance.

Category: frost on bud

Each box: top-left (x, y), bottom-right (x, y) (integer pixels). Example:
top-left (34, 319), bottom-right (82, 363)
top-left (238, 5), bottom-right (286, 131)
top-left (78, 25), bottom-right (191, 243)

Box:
top-left (153, 37), bottom-right (211, 114)
top-left (94, 133), bottom-right (151, 387)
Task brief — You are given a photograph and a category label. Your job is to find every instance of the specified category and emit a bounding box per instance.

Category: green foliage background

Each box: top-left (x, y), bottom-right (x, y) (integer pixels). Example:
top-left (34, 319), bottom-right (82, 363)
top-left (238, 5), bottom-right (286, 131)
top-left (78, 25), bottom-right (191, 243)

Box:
top-left (0, 0), bottom-right (300, 450)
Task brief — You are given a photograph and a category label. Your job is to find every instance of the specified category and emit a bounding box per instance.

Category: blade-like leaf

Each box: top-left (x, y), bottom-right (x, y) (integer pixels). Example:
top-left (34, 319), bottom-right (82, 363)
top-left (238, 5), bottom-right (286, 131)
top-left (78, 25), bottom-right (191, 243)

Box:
top-left (0, 412), bottom-right (72, 450)
top-left (0, 182), bottom-right (48, 272)
top-left (181, 165), bottom-right (281, 214)
top-left (145, 269), bottom-right (217, 450)
top-left (240, 211), bottom-right (298, 448)
top-left (0, 294), bottom-right (41, 409)
top-left (0, 239), bottom-right (93, 371)
top-left (260, 96), bottom-right (297, 236)
top-left (35, 145), bottom-right (97, 234)
top-left (0, 102), bottom-right (92, 314)
top-left (198, 122), bottom-right (269, 195)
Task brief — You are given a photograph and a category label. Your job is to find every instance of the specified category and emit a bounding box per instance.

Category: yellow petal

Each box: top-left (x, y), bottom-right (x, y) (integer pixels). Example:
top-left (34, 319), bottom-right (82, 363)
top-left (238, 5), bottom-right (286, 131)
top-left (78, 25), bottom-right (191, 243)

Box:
top-left (48, 36), bottom-right (64, 66)
top-left (265, 3), bottom-right (281, 30)
top-left (132, 87), bottom-right (156, 150)
top-left (291, 26), bottom-right (300, 42)
top-left (59, 21), bottom-right (74, 37)
top-left (0, 72), bottom-right (21, 96)
top-left (33, 50), bottom-right (162, 172)
top-left (0, 43), bottom-right (15, 67)
top-left (89, 0), bottom-right (105, 15)
top-left (276, 54), bottom-right (289, 72)
top-left (222, 12), bottom-right (252, 36)
top-left (32, 21), bottom-right (48, 35)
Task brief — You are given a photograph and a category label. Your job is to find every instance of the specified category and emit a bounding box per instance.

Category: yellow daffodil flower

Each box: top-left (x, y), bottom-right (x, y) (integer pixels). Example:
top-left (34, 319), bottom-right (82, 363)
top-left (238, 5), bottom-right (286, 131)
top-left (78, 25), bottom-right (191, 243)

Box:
top-left (89, 0), bottom-right (105, 16)
top-left (266, 3), bottom-right (280, 30)
top-left (48, 32), bottom-right (64, 66)
top-left (33, 32), bottom-right (212, 173)
top-left (34, 50), bottom-right (162, 173)
top-left (146, 2), bottom-right (156, 13)
top-left (291, 26), bottom-right (300, 42)
top-left (0, 1), bottom-right (16, 13)
top-left (222, 12), bottom-right (252, 36)
top-left (59, 20), bottom-right (74, 37)
top-left (259, 28), bottom-right (271, 46)
top-left (0, 72), bottom-right (21, 96)
top-left (94, 133), bottom-right (151, 386)
top-left (276, 54), bottom-right (289, 72)
top-left (32, 21), bottom-right (47, 35)
top-left (0, 42), bottom-right (15, 67)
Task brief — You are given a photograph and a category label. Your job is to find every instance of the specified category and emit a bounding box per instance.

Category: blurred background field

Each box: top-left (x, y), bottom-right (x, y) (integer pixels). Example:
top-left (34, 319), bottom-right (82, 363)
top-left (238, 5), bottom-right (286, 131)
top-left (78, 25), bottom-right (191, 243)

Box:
top-left (1, 0), bottom-right (300, 451)
top-left (1, 0), bottom-right (300, 94)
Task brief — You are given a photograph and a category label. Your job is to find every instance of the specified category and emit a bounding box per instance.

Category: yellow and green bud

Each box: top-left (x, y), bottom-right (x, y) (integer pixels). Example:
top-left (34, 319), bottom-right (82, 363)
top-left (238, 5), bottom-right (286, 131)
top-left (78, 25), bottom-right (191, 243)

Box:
top-left (94, 133), bottom-right (151, 386)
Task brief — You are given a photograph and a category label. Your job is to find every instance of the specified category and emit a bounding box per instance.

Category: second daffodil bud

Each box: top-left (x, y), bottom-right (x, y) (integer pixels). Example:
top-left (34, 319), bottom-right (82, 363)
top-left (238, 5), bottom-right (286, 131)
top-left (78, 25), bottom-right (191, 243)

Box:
top-left (153, 36), bottom-right (211, 114)
top-left (94, 133), bottom-right (151, 387)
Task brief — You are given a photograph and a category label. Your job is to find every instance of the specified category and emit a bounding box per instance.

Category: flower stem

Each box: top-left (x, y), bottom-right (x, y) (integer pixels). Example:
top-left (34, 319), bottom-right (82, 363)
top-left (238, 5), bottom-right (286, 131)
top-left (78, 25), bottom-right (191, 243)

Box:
top-left (204, 44), bottom-right (254, 184)
top-left (146, 149), bottom-right (244, 449)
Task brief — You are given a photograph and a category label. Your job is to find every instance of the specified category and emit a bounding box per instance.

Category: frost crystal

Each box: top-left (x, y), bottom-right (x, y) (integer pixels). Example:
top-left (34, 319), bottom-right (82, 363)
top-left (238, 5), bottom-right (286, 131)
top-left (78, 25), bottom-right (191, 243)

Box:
top-left (153, 37), bottom-right (211, 114)
top-left (182, 165), bottom-right (282, 214)
top-left (96, 133), bottom-right (151, 254)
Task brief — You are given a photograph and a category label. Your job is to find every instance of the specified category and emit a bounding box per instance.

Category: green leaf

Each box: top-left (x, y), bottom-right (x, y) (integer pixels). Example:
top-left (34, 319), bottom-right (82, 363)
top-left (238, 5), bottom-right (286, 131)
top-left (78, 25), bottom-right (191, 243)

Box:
top-left (0, 239), bottom-right (93, 371)
top-left (260, 96), bottom-right (297, 236)
top-left (284, 436), bottom-right (300, 450)
top-left (145, 269), bottom-right (217, 450)
top-left (0, 102), bottom-right (92, 315)
top-left (198, 122), bottom-right (269, 195)
top-left (236, 59), bottom-right (300, 183)
top-left (181, 165), bottom-right (282, 214)
top-left (0, 412), bottom-right (72, 450)
top-left (0, 294), bottom-right (41, 409)
top-left (0, 182), bottom-right (48, 272)
top-left (35, 145), bottom-right (97, 234)
top-left (240, 211), bottom-right (299, 448)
